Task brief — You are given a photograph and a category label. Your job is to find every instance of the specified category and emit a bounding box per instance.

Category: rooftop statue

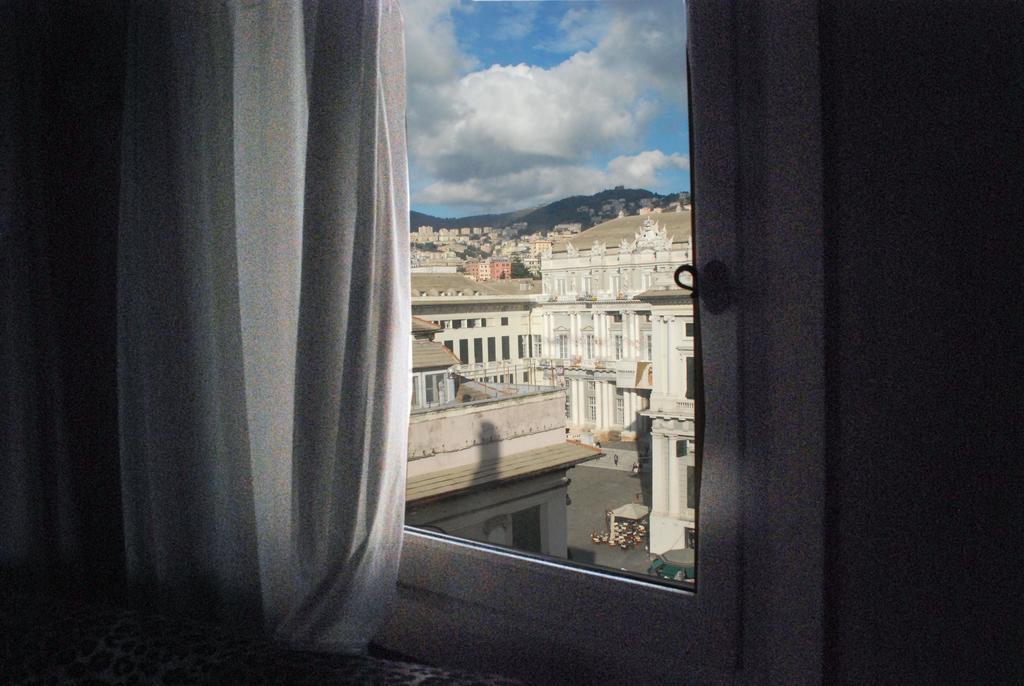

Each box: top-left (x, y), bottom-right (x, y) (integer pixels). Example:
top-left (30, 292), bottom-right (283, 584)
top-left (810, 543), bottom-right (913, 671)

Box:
top-left (591, 240), bottom-right (606, 256)
top-left (566, 242), bottom-right (579, 257)
top-left (633, 217), bottom-right (673, 252)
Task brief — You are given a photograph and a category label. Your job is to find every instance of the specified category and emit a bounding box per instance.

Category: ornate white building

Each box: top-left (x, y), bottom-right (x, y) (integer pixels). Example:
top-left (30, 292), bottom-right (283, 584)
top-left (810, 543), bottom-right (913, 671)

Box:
top-left (640, 287), bottom-right (697, 554)
top-left (535, 212), bottom-right (698, 554)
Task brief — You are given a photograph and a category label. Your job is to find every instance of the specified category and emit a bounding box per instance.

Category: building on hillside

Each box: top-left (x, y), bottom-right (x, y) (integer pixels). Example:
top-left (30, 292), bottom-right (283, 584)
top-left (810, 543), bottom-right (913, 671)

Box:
top-left (464, 258), bottom-right (511, 282)
top-left (411, 274), bottom-right (545, 386)
top-left (536, 212), bottom-right (693, 447)
top-left (530, 238), bottom-right (553, 258)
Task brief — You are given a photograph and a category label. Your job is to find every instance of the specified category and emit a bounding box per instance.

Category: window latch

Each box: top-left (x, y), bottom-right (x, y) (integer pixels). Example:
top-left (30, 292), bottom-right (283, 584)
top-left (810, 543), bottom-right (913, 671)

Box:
top-left (674, 260), bottom-right (732, 314)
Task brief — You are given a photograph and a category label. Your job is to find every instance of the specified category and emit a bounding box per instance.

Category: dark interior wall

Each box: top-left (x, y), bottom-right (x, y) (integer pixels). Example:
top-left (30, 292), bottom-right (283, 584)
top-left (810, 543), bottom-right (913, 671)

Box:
top-left (1, 0), bottom-right (127, 594)
top-left (820, 2), bottom-right (1023, 682)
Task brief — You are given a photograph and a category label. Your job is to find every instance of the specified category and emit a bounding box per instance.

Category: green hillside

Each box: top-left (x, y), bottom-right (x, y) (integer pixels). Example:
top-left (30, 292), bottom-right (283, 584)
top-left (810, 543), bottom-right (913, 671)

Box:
top-left (410, 187), bottom-right (688, 236)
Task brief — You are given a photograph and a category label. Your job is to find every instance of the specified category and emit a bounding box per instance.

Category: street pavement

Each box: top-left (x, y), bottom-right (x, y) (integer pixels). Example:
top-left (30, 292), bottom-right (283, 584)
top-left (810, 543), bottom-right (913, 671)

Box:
top-left (565, 463), bottom-right (653, 575)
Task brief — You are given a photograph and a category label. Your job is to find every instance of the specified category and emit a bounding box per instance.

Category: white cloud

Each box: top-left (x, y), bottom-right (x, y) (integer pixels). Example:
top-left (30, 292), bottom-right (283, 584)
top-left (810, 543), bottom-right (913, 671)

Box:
top-left (414, 150), bottom-right (689, 212)
top-left (403, 0), bottom-right (688, 212)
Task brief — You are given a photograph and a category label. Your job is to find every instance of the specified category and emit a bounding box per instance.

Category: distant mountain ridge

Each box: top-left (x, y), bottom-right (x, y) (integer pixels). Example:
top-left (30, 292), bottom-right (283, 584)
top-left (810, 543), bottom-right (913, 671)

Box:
top-left (411, 187), bottom-right (688, 236)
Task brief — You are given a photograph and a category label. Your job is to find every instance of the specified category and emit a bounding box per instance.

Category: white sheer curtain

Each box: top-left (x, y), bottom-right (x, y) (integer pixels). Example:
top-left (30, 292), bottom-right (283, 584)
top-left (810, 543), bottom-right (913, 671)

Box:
top-left (117, 0), bottom-right (409, 652)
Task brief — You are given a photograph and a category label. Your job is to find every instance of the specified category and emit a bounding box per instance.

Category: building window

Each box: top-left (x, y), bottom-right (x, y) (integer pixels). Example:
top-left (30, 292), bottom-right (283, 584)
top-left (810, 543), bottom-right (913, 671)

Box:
top-left (686, 356), bottom-right (695, 399)
top-left (615, 388), bottom-right (624, 425)
top-left (684, 526), bottom-right (696, 549)
top-left (685, 322), bottom-right (695, 337)
top-left (458, 339), bottom-right (469, 364)
top-left (614, 334), bottom-right (623, 360)
top-left (452, 319), bottom-right (462, 329)
top-left (556, 334), bottom-right (569, 359)
top-left (676, 440), bottom-right (688, 457)
top-left (518, 335), bottom-right (526, 359)
top-left (586, 384), bottom-right (596, 421)
top-left (424, 372), bottom-right (447, 406)
top-left (687, 466), bottom-right (696, 510)
top-left (488, 337), bottom-right (496, 362)
top-left (522, 372), bottom-right (528, 383)
top-left (583, 334), bottom-right (595, 359)
top-left (645, 333), bottom-right (653, 360)
top-left (532, 334), bottom-right (541, 357)
top-left (467, 319), bottom-right (476, 328)
top-left (443, 340), bottom-right (453, 353)
top-left (501, 316), bottom-right (509, 326)
top-left (501, 336), bottom-right (510, 360)
top-left (473, 338), bottom-right (483, 363)
top-left (481, 318), bottom-right (488, 327)
top-left (564, 387), bottom-right (571, 419)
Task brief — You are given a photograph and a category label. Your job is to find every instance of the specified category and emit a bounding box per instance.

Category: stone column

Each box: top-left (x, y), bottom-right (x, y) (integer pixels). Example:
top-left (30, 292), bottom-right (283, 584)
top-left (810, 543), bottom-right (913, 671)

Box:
top-left (668, 436), bottom-right (681, 516)
top-left (652, 433), bottom-right (669, 514)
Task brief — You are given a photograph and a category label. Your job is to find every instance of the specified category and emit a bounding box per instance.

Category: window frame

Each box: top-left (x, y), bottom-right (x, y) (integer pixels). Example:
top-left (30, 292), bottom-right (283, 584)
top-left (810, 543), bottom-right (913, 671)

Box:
top-left (381, 3), bottom-right (827, 681)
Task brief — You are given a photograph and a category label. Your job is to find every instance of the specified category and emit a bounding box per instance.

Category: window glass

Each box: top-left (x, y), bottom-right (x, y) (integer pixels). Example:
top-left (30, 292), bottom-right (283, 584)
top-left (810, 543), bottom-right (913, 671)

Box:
top-left (405, 0), bottom-right (695, 584)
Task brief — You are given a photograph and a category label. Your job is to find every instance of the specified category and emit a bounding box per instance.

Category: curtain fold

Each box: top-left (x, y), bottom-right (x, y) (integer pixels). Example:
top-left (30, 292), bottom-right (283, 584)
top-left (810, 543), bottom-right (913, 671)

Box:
top-left (3, 0), bottom-right (409, 654)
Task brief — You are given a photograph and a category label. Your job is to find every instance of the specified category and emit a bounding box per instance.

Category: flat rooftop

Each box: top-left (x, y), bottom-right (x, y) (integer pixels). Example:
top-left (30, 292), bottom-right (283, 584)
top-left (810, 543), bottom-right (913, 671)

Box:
top-left (406, 442), bottom-right (601, 504)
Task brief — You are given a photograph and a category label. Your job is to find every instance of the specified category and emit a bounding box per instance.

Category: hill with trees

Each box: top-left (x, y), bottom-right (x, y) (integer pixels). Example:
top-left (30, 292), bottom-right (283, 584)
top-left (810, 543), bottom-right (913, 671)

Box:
top-left (411, 187), bottom-right (689, 236)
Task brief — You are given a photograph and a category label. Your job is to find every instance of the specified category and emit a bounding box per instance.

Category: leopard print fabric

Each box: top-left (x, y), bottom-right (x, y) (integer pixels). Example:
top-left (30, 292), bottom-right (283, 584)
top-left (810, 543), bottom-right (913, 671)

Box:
top-left (0, 593), bottom-right (522, 685)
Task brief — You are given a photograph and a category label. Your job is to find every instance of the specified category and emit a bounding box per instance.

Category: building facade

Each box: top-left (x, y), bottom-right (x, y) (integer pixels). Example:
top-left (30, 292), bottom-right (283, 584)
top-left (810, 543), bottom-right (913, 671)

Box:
top-left (640, 288), bottom-right (697, 554)
top-left (412, 274), bottom-right (546, 386)
top-left (536, 213), bottom-right (693, 447)
top-left (534, 212), bottom-right (698, 554)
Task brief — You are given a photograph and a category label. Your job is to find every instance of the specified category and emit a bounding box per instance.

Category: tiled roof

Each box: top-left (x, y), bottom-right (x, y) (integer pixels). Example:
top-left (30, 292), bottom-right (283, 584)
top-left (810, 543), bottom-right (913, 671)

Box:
top-left (411, 274), bottom-right (541, 297)
top-left (412, 339), bottom-right (461, 370)
top-left (406, 442), bottom-right (601, 503)
top-left (412, 316), bottom-right (442, 335)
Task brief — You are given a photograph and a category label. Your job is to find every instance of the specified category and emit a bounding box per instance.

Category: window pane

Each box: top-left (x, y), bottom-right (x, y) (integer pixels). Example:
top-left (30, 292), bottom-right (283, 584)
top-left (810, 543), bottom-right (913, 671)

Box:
top-left (405, 0), bottom-right (695, 586)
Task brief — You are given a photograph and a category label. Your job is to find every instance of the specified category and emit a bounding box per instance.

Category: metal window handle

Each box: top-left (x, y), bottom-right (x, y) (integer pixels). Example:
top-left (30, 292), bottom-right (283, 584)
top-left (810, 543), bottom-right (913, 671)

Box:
top-left (674, 260), bottom-right (732, 314)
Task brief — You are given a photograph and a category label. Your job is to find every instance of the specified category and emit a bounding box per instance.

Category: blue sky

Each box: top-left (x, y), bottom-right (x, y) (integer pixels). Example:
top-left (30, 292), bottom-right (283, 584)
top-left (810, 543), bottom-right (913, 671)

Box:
top-left (403, 0), bottom-right (689, 218)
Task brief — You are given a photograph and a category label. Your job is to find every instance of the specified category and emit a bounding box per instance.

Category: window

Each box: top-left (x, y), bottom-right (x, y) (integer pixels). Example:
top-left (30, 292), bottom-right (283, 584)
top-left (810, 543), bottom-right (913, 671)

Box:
top-left (685, 322), bottom-right (695, 337)
top-left (518, 335), bottom-right (526, 359)
top-left (686, 466), bottom-right (696, 510)
top-left (685, 356), bottom-right (695, 399)
top-left (459, 339), bottom-right (469, 364)
top-left (615, 388), bottom-right (625, 425)
top-left (501, 336), bottom-right (510, 361)
top-left (443, 340), bottom-right (453, 353)
top-left (467, 319), bottom-right (476, 328)
top-left (452, 319), bottom-right (462, 329)
top-left (532, 334), bottom-right (541, 357)
top-left (556, 334), bottom-right (569, 359)
top-left (424, 372), bottom-right (447, 406)
top-left (645, 333), bottom-right (653, 361)
top-left (487, 337), bottom-right (496, 362)
top-left (586, 383), bottom-right (596, 421)
top-left (501, 317), bottom-right (509, 326)
top-left (480, 318), bottom-right (488, 327)
top-left (564, 386), bottom-right (571, 419)
top-left (614, 334), bottom-right (623, 360)
top-left (676, 440), bottom-right (689, 458)
top-left (583, 334), bottom-right (595, 359)
top-left (473, 338), bottom-right (483, 363)
top-left (393, 2), bottom-right (829, 682)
